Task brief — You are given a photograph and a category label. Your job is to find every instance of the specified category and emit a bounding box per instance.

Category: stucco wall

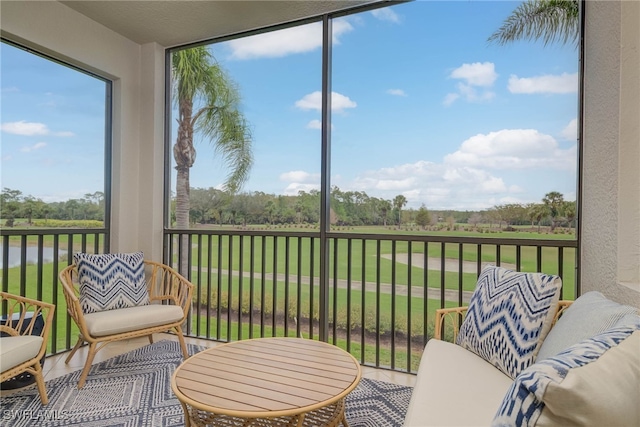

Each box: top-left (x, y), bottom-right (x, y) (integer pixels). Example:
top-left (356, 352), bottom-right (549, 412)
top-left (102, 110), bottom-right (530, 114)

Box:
top-left (0, 1), bottom-right (165, 261)
top-left (582, 0), bottom-right (640, 307)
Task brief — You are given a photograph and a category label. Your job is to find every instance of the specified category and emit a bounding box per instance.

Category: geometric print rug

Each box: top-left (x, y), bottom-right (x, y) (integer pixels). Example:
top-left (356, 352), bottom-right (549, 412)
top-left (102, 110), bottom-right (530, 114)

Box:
top-left (0, 340), bottom-right (413, 427)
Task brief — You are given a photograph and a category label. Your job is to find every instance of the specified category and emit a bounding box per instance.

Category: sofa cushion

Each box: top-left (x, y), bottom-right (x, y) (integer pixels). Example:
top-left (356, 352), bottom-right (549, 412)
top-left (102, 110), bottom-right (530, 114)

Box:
top-left (0, 335), bottom-right (43, 372)
top-left (492, 324), bottom-right (640, 427)
top-left (404, 339), bottom-right (513, 427)
top-left (83, 304), bottom-right (184, 337)
top-left (74, 252), bottom-right (150, 314)
top-left (456, 265), bottom-right (562, 379)
top-left (537, 291), bottom-right (638, 360)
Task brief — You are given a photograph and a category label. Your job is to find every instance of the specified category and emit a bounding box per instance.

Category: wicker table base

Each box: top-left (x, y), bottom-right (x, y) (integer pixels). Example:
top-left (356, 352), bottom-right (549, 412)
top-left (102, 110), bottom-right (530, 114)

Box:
top-left (183, 398), bottom-right (346, 427)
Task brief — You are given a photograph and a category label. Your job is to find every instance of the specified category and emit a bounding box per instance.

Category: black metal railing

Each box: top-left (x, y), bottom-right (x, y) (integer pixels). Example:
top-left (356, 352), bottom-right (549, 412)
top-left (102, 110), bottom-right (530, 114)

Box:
top-left (0, 227), bottom-right (577, 373)
top-left (164, 229), bottom-right (578, 373)
top-left (0, 228), bottom-right (107, 354)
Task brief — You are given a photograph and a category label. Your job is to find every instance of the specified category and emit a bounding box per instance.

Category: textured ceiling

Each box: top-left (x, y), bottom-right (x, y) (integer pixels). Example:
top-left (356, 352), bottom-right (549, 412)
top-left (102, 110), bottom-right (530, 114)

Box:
top-left (59, 0), bottom-right (377, 48)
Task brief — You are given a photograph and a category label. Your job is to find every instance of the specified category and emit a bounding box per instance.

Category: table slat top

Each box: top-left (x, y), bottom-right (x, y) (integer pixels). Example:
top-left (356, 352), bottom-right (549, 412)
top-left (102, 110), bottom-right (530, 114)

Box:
top-left (172, 337), bottom-right (361, 418)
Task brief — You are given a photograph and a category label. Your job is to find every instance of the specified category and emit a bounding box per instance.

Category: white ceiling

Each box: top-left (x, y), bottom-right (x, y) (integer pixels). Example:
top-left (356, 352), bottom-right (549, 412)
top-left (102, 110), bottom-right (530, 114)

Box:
top-left (59, 0), bottom-right (378, 48)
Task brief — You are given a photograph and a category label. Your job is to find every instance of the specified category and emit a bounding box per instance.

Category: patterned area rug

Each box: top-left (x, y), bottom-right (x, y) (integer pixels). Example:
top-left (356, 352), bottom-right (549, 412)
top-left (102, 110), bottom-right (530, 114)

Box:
top-left (0, 340), bottom-right (413, 427)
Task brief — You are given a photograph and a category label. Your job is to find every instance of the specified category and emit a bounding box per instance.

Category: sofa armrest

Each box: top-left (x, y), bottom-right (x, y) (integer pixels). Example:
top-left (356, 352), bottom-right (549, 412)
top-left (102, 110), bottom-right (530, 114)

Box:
top-left (433, 300), bottom-right (573, 342)
top-left (552, 300), bottom-right (573, 326)
top-left (434, 306), bottom-right (468, 341)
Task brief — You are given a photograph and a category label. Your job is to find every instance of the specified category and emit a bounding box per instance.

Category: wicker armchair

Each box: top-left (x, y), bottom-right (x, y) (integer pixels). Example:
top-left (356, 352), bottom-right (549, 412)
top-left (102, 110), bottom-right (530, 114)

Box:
top-left (60, 260), bottom-right (194, 388)
top-left (0, 292), bottom-right (55, 404)
top-left (434, 300), bottom-right (573, 342)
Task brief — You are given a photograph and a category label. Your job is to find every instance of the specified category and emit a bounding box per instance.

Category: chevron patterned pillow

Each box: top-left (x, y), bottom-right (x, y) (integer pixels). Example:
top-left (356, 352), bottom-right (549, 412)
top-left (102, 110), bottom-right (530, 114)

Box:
top-left (74, 252), bottom-right (150, 314)
top-left (456, 265), bottom-right (562, 379)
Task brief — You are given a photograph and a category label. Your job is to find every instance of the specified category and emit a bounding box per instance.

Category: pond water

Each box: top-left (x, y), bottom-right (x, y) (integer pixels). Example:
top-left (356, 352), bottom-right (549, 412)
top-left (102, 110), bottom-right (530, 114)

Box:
top-left (0, 246), bottom-right (67, 269)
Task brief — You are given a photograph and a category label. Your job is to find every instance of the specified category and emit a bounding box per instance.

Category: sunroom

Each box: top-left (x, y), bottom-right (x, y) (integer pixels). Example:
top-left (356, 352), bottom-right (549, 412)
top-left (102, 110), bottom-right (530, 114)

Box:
top-left (1, 0), bottom-right (638, 425)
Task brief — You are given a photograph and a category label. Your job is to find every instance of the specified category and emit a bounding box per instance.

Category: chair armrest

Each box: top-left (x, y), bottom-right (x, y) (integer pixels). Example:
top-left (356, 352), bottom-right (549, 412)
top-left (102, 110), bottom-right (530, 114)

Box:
top-left (59, 264), bottom-right (94, 338)
top-left (434, 306), bottom-right (468, 342)
top-left (145, 261), bottom-right (194, 319)
top-left (0, 292), bottom-right (55, 356)
top-left (552, 300), bottom-right (573, 326)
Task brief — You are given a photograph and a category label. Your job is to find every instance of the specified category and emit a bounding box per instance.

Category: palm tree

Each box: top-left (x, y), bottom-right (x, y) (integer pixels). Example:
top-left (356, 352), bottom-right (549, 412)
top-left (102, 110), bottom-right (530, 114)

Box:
top-left (393, 195), bottom-right (407, 229)
top-left (379, 199), bottom-right (392, 227)
top-left (172, 46), bottom-right (253, 233)
top-left (488, 0), bottom-right (579, 47)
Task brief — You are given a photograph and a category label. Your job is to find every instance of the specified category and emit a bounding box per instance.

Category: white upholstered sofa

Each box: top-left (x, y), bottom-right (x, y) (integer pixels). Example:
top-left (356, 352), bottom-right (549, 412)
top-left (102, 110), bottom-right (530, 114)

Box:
top-left (404, 266), bottom-right (640, 427)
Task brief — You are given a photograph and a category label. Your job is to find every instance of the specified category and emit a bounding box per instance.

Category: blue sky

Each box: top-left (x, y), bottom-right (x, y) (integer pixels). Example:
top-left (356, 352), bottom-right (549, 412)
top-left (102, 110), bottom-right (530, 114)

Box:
top-left (1, 1), bottom-right (578, 211)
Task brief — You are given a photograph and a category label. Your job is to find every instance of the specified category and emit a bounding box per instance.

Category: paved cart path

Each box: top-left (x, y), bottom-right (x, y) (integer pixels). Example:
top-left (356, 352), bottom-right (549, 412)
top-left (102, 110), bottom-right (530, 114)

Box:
top-left (192, 254), bottom-right (516, 304)
top-left (381, 254), bottom-right (515, 274)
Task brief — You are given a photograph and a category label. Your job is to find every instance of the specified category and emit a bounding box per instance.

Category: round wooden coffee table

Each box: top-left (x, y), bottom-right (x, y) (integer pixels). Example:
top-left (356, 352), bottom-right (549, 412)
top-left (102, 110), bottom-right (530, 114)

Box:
top-left (171, 337), bottom-right (362, 427)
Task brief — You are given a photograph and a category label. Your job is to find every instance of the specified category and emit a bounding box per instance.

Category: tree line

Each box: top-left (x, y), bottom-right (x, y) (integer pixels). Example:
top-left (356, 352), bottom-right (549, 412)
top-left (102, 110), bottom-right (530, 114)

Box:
top-left (0, 188), bottom-right (105, 226)
top-left (1, 186), bottom-right (576, 231)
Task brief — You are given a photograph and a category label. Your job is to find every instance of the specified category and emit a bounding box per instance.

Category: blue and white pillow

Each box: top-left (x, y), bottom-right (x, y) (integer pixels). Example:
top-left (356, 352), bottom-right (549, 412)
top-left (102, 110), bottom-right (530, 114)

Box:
top-left (456, 265), bottom-right (562, 379)
top-left (492, 321), bottom-right (640, 427)
top-left (74, 252), bottom-right (150, 314)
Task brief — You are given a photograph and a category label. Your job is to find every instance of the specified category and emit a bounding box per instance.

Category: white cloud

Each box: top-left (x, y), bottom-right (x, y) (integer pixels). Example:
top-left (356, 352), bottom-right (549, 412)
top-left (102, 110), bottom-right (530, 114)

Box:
top-left (386, 89), bottom-right (407, 97)
top-left (280, 170), bottom-right (318, 183)
top-left (227, 19), bottom-right (353, 60)
top-left (348, 160), bottom-right (517, 210)
top-left (0, 120), bottom-right (74, 137)
top-left (2, 121), bottom-right (49, 136)
top-left (55, 131), bottom-right (75, 137)
top-left (444, 129), bottom-right (576, 171)
top-left (443, 93), bottom-right (459, 107)
top-left (20, 142), bottom-right (47, 153)
top-left (508, 72), bottom-right (578, 94)
top-left (280, 170), bottom-right (320, 195)
top-left (561, 118), bottom-right (578, 140)
top-left (444, 62), bottom-right (497, 105)
top-left (456, 83), bottom-right (495, 103)
top-left (329, 128), bottom-right (576, 210)
top-left (295, 91), bottom-right (357, 113)
top-left (450, 62), bottom-right (498, 87)
top-left (307, 120), bottom-right (322, 130)
top-left (283, 182), bottom-right (320, 195)
top-left (371, 8), bottom-right (400, 23)
top-left (306, 120), bottom-right (333, 130)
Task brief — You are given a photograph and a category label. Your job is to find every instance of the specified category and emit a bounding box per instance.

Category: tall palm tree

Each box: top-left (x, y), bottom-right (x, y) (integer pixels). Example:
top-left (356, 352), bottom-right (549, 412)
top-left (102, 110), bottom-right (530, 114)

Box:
top-left (172, 46), bottom-right (253, 234)
top-left (171, 46), bottom-right (253, 274)
top-left (172, 46), bottom-right (252, 282)
top-left (488, 0), bottom-right (579, 47)
top-left (379, 199), bottom-right (392, 227)
top-left (393, 194), bottom-right (407, 229)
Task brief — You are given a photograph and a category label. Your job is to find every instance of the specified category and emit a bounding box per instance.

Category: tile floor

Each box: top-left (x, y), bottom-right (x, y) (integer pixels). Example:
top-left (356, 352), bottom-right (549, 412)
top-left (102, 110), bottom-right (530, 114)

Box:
top-left (3, 333), bottom-right (416, 400)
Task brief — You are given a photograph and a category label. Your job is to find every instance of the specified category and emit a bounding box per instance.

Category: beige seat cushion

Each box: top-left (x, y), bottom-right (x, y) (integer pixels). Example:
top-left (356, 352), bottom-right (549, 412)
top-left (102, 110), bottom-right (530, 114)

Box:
top-left (0, 335), bottom-right (43, 372)
top-left (404, 339), bottom-right (513, 427)
top-left (84, 304), bottom-right (184, 337)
